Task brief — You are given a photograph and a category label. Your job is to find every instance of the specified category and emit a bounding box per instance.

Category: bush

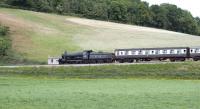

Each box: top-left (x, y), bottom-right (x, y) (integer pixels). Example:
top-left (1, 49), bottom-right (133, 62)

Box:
top-left (0, 37), bottom-right (10, 56)
top-left (0, 24), bottom-right (9, 36)
top-left (0, 25), bottom-right (10, 56)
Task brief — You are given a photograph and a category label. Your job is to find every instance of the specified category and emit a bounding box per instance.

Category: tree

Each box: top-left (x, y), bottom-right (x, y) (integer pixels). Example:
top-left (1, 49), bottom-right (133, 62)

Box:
top-left (2, 0), bottom-right (200, 36)
top-left (0, 25), bottom-right (10, 56)
top-left (0, 25), bottom-right (9, 36)
top-left (109, 1), bottom-right (128, 22)
top-left (150, 5), bottom-right (169, 29)
top-left (195, 17), bottom-right (200, 35)
top-left (5, 0), bottom-right (34, 8)
top-left (134, 2), bottom-right (152, 26)
top-left (195, 17), bottom-right (200, 26)
top-left (0, 38), bottom-right (9, 56)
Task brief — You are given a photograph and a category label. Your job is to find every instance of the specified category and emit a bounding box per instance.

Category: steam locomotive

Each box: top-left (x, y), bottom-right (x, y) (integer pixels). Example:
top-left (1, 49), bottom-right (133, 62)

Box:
top-left (58, 47), bottom-right (200, 64)
top-left (58, 50), bottom-right (115, 64)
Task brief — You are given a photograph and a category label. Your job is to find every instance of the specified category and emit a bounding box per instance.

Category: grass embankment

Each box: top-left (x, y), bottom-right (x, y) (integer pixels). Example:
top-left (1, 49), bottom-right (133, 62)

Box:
top-left (1, 62), bottom-right (200, 109)
top-left (1, 8), bottom-right (200, 63)
top-left (1, 62), bottom-right (200, 79)
top-left (0, 78), bottom-right (200, 109)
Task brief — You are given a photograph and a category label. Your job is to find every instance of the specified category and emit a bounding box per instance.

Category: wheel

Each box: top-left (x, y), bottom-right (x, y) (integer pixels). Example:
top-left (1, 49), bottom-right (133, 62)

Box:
top-left (119, 59), bottom-right (124, 63)
top-left (145, 59), bottom-right (151, 61)
top-left (136, 59), bottom-right (139, 63)
top-left (193, 58), bottom-right (198, 61)
top-left (90, 60), bottom-right (96, 64)
top-left (158, 58), bottom-right (163, 61)
top-left (180, 58), bottom-right (186, 61)
top-left (128, 60), bottom-right (133, 63)
top-left (97, 60), bottom-right (104, 63)
top-left (83, 60), bottom-right (88, 64)
top-left (170, 58), bottom-right (176, 62)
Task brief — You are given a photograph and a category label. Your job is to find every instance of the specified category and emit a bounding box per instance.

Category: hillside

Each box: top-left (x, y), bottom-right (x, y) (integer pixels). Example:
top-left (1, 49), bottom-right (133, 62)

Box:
top-left (1, 8), bottom-right (200, 63)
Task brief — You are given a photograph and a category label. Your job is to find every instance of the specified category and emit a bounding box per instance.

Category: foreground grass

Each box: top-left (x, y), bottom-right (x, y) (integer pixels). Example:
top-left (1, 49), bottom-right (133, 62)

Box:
top-left (0, 77), bottom-right (200, 109)
top-left (1, 62), bottom-right (200, 109)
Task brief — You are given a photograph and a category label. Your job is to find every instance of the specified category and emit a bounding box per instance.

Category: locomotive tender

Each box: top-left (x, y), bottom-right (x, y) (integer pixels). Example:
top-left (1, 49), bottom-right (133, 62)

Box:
top-left (57, 47), bottom-right (200, 64)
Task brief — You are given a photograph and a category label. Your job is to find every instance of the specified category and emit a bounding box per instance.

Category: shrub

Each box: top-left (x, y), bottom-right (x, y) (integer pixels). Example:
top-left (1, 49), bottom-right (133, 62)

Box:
top-left (0, 25), bottom-right (10, 56)
top-left (0, 37), bottom-right (10, 56)
top-left (0, 24), bottom-right (9, 36)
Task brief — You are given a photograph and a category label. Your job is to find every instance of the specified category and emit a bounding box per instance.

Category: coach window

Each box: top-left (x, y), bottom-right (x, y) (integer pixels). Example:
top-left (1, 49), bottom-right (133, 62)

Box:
top-left (198, 49), bottom-right (200, 53)
top-left (139, 50), bottom-right (142, 55)
top-left (117, 52), bottom-right (119, 56)
top-left (145, 50), bottom-right (148, 55)
top-left (120, 51), bottom-right (123, 55)
top-left (177, 50), bottom-right (181, 54)
top-left (127, 51), bottom-right (131, 55)
top-left (159, 50), bottom-right (162, 54)
top-left (125, 51), bottom-right (128, 55)
top-left (151, 50), bottom-right (154, 54)
top-left (163, 50), bottom-right (167, 54)
top-left (170, 50), bottom-right (174, 54)
top-left (155, 50), bottom-right (159, 55)
top-left (51, 59), bottom-right (53, 63)
top-left (195, 49), bottom-right (198, 53)
top-left (132, 51), bottom-right (135, 55)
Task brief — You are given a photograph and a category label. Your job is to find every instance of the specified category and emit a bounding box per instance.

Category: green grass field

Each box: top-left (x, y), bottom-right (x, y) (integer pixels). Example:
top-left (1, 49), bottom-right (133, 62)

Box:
top-left (0, 77), bottom-right (200, 109)
top-left (1, 62), bottom-right (200, 109)
top-left (1, 8), bottom-right (200, 63)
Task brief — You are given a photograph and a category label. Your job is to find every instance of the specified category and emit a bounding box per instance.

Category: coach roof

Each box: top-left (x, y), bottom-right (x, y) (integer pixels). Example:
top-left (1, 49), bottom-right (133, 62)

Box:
top-left (115, 47), bottom-right (189, 51)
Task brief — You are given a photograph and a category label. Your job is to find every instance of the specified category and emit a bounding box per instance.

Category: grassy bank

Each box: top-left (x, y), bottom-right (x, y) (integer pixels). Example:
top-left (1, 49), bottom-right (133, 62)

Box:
top-left (0, 77), bottom-right (200, 109)
top-left (1, 62), bottom-right (200, 79)
top-left (1, 62), bottom-right (200, 109)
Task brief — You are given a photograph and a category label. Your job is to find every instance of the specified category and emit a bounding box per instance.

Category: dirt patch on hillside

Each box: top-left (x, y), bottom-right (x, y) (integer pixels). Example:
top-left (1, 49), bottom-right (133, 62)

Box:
top-left (66, 18), bottom-right (187, 35)
top-left (0, 13), bottom-right (59, 53)
top-left (0, 13), bottom-right (34, 52)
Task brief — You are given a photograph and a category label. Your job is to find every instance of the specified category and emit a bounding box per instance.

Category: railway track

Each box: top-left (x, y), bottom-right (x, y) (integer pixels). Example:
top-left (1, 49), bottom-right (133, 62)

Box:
top-left (0, 61), bottom-right (184, 68)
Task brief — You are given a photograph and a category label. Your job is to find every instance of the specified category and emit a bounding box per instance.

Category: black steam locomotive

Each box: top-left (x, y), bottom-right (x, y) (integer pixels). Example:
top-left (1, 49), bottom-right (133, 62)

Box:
top-left (58, 47), bottom-right (200, 64)
top-left (58, 50), bottom-right (115, 64)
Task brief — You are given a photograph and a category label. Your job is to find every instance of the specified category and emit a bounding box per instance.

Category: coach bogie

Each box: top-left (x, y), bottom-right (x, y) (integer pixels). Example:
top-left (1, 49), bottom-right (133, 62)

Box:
top-left (193, 58), bottom-right (198, 61)
top-left (179, 58), bottom-right (186, 61)
top-left (118, 59), bottom-right (124, 63)
top-left (169, 58), bottom-right (176, 62)
top-left (128, 59), bottom-right (134, 63)
top-left (193, 57), bottom-right (200, 61)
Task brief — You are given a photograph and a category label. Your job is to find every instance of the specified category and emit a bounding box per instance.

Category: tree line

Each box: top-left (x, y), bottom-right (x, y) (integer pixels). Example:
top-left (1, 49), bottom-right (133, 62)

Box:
top-left (2, 0), bottom-right (200, 36)
top-left (0, 24), bottom-right (10, 56)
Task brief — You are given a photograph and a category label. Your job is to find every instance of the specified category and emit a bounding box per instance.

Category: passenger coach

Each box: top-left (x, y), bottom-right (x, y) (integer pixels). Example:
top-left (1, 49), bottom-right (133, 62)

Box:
top-left (190, 47), bottom-right (200, 61)
top-left (114, 47), bottom-right (190, 63)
